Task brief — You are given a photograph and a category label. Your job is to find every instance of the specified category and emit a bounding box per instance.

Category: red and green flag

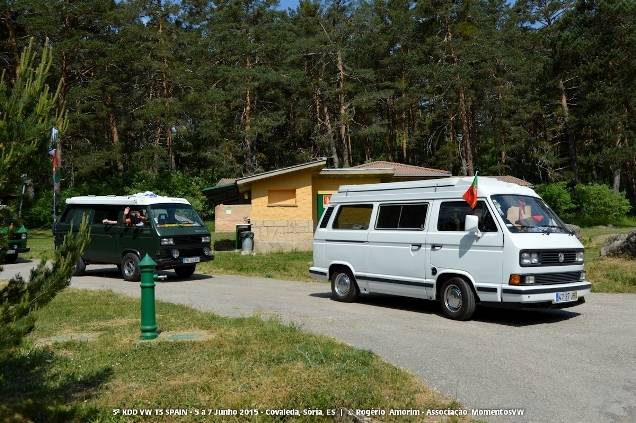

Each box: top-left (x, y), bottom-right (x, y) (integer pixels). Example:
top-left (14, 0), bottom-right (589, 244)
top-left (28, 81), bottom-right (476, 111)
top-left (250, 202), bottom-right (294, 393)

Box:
top-left (49, 127), bottom-right (61, 193)
top-left (463, 172), bottom-right (478, 209)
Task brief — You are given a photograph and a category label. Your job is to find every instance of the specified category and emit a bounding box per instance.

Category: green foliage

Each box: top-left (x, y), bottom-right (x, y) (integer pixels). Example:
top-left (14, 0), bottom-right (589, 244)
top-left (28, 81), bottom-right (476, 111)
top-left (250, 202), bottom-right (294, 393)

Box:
top-left (125, 171), bottom-right (210, 218)
top-left (535, 182), bottom-right (576, 218)
top-left (0, 38), bottom-right (66, 190)
top-left (1, 0), bottom-right (634, 210)
top-left (0, 218), bottom-right (89, 358)
top-left (573, 184), bottom-right (632, 226)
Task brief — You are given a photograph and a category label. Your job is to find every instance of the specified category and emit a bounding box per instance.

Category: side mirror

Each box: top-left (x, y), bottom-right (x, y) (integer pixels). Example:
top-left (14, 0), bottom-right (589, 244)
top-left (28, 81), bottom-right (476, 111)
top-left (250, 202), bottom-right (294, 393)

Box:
top-left (464, 215), bottom-right (482, 237)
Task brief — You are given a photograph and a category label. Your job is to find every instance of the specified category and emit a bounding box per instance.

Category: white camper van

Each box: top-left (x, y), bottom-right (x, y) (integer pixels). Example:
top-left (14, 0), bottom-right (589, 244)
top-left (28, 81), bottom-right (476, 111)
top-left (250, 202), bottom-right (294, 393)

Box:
top-left (309, 177), bottom-right (590, 320)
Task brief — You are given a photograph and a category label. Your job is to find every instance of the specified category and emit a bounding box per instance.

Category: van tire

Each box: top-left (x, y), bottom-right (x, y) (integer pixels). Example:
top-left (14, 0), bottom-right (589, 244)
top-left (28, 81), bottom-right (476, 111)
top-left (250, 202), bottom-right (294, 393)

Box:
top-left (440, 277), bottom-right (476, 320)
top-left (4, 253), bottom-right (18, 264)
top-left (121, 253), bottom-right (140, 281)
top-left (73, 257), bottom-right (86, 276)
top-left (174, 265), bottom-right (196, 278)
top-left (330, 268), bottom-right (359, 302)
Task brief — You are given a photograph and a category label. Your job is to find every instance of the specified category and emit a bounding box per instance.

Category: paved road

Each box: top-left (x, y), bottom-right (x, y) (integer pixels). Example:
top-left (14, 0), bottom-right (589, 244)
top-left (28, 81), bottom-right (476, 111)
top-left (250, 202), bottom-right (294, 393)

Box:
top-left (2, 259), bottom-right (635, 422)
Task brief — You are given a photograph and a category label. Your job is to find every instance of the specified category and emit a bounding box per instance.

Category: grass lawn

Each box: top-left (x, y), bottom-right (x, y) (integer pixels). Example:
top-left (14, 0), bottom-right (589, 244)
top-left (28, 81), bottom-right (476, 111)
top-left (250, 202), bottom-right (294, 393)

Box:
top-left (1, 289), bottom-right (459, 422)
top-left (580, 226), bottom-right (636, 293)
top-left (199, 250), bottom-right (314, 282)
top-left (23, 228), bottom-right (55, 261)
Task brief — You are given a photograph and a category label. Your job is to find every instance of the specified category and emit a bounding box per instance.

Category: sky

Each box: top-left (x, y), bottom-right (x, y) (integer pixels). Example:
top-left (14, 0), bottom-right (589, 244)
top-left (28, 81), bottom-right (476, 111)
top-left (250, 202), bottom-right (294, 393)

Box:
top-left (277, 0), bottom-right (300, 10)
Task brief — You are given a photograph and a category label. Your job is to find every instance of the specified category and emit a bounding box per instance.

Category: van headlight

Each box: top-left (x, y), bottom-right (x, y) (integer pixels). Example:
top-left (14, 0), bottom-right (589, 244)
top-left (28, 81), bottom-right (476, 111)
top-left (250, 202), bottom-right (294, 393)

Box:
top-left (520, 252), bottom-right (540, 265)
top-left (203, 246), bottom-right (212, 256)
top-left (201, 236), bottom-right (211, 243)
top-left (170, 248), bottom-right (180, 258)
top-left (161, 238), bottom-right (174, 246)
top-left (21, 233), bottom-right (27, 240)
top-left (576, 251), bottom-right (584, 262)
top-left (524, 275), bottom-right (535, 285)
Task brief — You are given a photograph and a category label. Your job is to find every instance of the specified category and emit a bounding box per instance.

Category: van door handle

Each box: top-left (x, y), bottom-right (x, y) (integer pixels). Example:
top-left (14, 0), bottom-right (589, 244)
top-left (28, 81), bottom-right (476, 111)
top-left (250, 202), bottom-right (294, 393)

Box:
top-left (410, 244), bottom-right (422, 251)
top-left (431, 244), bottom-right (443, 251)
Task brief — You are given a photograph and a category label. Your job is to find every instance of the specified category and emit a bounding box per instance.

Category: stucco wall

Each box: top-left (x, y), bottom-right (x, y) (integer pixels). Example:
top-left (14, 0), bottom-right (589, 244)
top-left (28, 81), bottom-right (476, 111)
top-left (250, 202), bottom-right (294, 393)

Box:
top-left (250, 169), bottom-right (314, 252)
top-left (214, 204), bottom-right (251, 233)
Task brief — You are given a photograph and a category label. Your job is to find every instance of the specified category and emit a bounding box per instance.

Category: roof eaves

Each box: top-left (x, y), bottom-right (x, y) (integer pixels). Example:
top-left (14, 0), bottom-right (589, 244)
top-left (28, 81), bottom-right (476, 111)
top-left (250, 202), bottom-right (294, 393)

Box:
top-left (236, 159), bottom-right (327, 186)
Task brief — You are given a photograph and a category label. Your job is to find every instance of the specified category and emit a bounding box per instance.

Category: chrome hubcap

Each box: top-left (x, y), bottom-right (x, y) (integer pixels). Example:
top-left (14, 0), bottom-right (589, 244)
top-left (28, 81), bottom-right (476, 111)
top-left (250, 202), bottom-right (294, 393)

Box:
top-left (124, 259), bottom-right (135, 277)
top-left (444, 284), bottom-right (463, 312)
top-left (334, 273), bottom-right (351, 297)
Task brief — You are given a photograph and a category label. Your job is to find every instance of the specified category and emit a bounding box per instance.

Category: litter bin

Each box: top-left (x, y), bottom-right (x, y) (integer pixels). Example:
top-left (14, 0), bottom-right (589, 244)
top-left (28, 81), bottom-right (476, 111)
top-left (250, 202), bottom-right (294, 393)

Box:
top-left (235, 224), bottom-right (251, 250)
top-left (240, 231), bottom-right (254, 255)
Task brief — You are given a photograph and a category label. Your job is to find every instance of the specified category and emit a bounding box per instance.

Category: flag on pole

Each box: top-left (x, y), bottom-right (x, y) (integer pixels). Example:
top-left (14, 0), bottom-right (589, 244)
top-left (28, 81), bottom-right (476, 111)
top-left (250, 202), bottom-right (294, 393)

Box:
top-left (462, 172), bottom-right (478, 209)
top-left (49, 127), bottom-right (61, 193)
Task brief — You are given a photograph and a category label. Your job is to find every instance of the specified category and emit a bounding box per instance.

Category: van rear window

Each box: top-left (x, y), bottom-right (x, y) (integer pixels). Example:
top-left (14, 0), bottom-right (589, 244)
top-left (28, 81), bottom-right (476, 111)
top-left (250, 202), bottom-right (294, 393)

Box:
top-left (376, 203), bottom-right (428, 230)
top-left (332, 205), bottom-right (373, 230)
top-left (319, 206), bottom-right (334, 228)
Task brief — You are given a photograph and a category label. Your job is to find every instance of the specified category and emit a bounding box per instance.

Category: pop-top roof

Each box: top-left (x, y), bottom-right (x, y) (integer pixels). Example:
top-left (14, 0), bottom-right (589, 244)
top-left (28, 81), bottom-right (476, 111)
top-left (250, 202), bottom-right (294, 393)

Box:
top-left (66, 192), bottom-right (190, 206)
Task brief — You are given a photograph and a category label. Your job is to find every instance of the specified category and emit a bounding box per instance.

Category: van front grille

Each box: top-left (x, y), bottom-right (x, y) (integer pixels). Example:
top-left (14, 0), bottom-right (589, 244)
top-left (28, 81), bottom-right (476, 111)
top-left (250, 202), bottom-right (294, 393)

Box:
top-left (539, 251), bottom-right (578, 265)
top-left (533, 272), bottom-right (581, 285)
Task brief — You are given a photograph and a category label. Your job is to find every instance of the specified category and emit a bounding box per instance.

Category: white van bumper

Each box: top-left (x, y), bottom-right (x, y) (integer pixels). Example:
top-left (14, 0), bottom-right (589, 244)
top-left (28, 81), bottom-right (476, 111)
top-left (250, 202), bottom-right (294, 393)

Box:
top-left (501, 282), bottom-right (591, 304)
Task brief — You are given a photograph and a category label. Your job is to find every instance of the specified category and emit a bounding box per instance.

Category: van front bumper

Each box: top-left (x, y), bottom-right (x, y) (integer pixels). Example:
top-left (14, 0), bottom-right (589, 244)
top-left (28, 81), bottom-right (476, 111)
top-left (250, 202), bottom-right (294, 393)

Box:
top-left (156, 255), bottom-right (213, 269)
top-left (500, 281), bottom-right (591, 305)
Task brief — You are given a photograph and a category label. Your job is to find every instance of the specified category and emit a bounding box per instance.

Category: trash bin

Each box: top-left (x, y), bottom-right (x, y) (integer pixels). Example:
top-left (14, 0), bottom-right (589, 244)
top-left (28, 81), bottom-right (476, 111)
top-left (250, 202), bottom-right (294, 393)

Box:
top-left (235, 224), bottom-right (251, 250)
top-left (240, 231), bottom-right (254, 255)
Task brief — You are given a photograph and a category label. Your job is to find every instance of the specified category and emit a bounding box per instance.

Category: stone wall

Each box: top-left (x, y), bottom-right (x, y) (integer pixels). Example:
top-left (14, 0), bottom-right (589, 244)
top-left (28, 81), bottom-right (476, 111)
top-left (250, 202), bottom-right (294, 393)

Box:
top-left (214, 204), bottom-right (252, 233)
top-left (251, 219), bottom-right (313, 252)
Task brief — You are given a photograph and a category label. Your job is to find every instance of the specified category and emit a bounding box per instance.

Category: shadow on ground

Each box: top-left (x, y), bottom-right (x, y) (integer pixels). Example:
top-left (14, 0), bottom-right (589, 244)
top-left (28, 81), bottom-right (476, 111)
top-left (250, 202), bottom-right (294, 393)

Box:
top-left (309, 292), bottom-right (580, 327)
top-left (0, 348), bottom-right (111, 422)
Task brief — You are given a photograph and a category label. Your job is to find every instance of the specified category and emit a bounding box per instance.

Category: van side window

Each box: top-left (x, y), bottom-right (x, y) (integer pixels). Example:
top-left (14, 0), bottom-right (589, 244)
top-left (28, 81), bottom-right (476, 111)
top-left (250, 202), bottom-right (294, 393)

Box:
top-left (93, 206), bottom-right (120, 225)
top-left (63, 207), bottom-right (92, 226)
top-left (437, 201), bottom-right (498, 232)
top-left (376, 203), bottom-right (428, 230)
top-left (319, 206), bottom-right (334, 228)
top-left (332, 204), bottom-right (373, 230)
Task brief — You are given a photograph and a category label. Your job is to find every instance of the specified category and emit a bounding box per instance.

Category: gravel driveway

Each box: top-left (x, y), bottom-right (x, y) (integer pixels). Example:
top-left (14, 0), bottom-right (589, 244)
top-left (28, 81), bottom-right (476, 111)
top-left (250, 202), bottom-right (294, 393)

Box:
top-left (2, 260), bottom-right (635, 422)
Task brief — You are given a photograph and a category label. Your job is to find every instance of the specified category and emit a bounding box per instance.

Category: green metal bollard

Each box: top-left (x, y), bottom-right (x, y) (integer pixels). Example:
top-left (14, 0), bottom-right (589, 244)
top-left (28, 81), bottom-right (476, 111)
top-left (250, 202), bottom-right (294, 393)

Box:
top-left (139, 254), bottom-right (158, 340)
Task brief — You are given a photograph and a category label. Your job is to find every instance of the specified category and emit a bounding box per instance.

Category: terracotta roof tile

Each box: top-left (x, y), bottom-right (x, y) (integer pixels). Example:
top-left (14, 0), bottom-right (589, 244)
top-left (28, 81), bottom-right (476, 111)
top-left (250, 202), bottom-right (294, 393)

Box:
top-left (489, 175), bottom-right (532, 187)
top-left (353, 161), bottom-right (451, 177)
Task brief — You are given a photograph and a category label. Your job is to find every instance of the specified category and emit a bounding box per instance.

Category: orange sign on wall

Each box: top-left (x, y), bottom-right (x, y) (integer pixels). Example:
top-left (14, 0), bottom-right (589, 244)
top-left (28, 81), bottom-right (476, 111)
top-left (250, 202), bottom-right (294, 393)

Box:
top-left (323, 195), bottom-right (331, 206)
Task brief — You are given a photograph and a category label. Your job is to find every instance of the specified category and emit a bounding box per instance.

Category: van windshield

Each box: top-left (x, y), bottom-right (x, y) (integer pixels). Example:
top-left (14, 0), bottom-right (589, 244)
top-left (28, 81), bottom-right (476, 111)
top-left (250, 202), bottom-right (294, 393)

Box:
top-left (491, 195), bottom-right (569, 234)
top-left (150, 204), bottom-right (204, 227)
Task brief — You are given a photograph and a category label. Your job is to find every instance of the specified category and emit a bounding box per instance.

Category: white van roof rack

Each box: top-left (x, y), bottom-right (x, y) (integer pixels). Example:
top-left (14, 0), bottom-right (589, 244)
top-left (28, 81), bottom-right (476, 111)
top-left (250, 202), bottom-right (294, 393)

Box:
top-left (65, 192), bottom-right (191, 206)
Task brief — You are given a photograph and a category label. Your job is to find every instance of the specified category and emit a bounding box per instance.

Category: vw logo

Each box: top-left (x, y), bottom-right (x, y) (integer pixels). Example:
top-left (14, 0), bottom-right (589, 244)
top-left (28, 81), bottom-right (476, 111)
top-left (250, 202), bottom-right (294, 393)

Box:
top-left (558, 252), bottom-right (565, 263)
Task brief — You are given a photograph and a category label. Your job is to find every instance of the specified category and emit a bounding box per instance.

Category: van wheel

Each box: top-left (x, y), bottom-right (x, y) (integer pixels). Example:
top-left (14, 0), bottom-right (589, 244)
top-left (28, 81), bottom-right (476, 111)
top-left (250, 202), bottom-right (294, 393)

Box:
top-left (174, 265), bottom-right (196, 278)
top-left (440, 277), bottom-right (476, 320)
top-left (4, 253), bottom-right (18, 264)
top-left (73, 257), bottom-right (86, 276)
top-left (330, 268), bottom-right (359, 302)
top-left (121, 253), bottom-right (140, 281)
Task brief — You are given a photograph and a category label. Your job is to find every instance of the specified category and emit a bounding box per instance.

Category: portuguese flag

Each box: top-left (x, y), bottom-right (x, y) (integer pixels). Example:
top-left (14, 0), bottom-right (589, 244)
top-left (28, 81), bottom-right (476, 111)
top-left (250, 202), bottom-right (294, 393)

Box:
top-left (463, 172), bottom-right (478, 209)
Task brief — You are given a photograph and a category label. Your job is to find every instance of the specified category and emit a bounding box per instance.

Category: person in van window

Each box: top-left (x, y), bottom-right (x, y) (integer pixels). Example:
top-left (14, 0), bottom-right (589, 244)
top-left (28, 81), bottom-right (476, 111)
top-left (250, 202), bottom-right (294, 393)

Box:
top-left (124, 207), bottom-right (147, 227)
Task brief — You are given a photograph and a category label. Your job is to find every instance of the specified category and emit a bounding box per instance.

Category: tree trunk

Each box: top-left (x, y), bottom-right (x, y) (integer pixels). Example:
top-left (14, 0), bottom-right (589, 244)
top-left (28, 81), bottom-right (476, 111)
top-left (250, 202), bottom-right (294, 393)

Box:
top-left (458, 86), bottom-right (474, 176)
top-left (336, 49), bottom-right (350, 167)
top-left (559, 78), bottom-right (578, 182)
top-left (106, 95), bottom-right (123, 172)
top-left (315, 82), bottom-right (339, 167)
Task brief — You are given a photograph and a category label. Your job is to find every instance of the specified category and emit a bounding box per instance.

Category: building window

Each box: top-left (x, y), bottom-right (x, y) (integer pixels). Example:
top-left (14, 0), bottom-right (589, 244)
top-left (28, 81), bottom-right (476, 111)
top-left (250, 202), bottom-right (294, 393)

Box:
top-left (333, 204), bottom-right (373, 230)
top-left (268, 189), bottom-right (297, 207)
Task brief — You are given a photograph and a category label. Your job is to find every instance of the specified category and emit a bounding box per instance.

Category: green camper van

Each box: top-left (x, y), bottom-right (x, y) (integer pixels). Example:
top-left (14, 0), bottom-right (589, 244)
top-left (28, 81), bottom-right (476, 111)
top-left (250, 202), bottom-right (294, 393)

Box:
top-left (54, 193), bottom-right (213, 281)
top-left (1, 219), bottom-right (29, 264)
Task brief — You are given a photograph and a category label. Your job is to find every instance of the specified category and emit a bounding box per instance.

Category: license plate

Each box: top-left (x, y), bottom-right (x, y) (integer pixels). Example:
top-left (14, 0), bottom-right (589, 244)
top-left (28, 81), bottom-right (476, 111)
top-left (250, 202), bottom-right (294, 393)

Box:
top-left (182, 257), bottom-right (200, 264)
top-left (555, 291), bottom-right (578, 303)
top-left (6, 249), bottom-right (16, 254)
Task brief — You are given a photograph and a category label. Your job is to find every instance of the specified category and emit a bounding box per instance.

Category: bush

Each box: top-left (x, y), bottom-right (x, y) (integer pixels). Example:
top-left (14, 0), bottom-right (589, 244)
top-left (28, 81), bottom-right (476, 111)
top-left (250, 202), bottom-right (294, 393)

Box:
top-left (574, 184), bottom-right (632, 226)
top-left (535, 182), bottom-right (576, 219)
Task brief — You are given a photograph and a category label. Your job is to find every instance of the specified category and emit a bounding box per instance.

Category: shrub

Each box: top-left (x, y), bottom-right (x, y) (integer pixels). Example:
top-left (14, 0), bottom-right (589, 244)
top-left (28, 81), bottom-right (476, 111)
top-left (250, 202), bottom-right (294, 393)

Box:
top-left (535, 182), bottom-right (576, 219)
top-left (574, 184), bottom-right (632, 226)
